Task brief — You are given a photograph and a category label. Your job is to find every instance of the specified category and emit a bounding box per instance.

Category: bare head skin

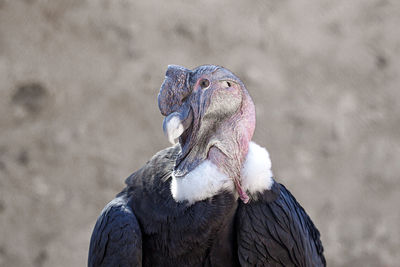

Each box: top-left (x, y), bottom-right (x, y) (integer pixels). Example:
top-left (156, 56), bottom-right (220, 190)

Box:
top-left (158, 65), bottom-right (256, 203)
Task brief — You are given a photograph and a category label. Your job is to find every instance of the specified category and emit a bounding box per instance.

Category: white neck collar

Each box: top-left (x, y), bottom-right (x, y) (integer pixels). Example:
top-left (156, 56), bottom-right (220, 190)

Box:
top-left (170, 141), bottom-right (274, 204)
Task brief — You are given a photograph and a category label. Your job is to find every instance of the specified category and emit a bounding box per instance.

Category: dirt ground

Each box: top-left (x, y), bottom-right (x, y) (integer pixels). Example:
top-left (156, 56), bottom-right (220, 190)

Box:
top-left (0, 0), bottom-right (399, 266)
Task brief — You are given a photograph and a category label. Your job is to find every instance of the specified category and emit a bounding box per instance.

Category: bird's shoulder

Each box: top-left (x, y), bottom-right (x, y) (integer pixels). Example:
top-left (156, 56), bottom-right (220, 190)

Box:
top-left (236, 181), bottom-right (326, 267)
top-left (125, 145), bottom-right (180, 191)
top-left (88, 146), bottom-right (180, 266)
top-left (121, 145), bottom-right (188, 235)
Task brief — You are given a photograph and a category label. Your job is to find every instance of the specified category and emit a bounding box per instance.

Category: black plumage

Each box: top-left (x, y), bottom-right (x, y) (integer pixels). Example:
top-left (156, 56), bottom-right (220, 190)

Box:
top-left (237, 183), bottom-right (326, 266)
top-left (88, 196), bottom-right (142, 266)
top-left (88, 146), bottom-right (325, 266)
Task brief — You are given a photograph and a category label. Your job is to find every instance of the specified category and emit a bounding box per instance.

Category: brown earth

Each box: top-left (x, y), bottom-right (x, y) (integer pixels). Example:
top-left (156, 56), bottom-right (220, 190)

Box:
top-left (0, 0), bottom-right (399, 266)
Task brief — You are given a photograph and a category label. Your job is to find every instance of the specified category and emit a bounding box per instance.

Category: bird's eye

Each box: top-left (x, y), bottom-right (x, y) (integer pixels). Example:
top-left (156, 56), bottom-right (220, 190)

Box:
top-left (199, 79), bottom-right (210, 89)
top-left (221, 81), bottom-right (231, 88)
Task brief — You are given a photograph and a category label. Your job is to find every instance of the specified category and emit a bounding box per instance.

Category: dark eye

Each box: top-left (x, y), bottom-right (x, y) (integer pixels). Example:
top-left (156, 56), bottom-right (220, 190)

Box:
top-left (199, 79), bottom-right (210, 89)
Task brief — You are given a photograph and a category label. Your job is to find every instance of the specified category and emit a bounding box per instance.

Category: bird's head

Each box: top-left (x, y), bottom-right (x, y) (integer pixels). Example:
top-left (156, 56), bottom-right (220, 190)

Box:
top-left (158, 65), bottom-right (256, 203)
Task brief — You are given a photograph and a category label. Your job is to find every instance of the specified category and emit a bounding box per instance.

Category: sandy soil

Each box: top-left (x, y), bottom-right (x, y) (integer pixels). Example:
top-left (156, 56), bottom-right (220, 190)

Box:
top-left (0, 0), bottom-right (399, 266)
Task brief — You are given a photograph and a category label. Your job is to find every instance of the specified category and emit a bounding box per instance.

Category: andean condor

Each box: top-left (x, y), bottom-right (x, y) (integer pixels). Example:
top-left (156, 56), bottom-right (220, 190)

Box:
top-left (88, 65), bottom-right (326, 266)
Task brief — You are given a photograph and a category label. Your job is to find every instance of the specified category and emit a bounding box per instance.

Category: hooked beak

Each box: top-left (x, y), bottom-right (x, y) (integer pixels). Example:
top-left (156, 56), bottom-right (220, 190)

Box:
top-left (158, 65), bottom-right (193, 144)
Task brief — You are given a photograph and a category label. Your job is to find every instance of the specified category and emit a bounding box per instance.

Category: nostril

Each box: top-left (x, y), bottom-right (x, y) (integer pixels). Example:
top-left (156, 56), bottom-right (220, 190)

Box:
top-left (181, 93), bottom-right (190, 103)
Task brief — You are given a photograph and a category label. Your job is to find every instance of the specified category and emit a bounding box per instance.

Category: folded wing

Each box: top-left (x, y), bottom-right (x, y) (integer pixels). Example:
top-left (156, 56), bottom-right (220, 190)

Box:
top-left (237, 182), bottom-right (326, 267)
top-left (88, 196), bottom-right (142, 267)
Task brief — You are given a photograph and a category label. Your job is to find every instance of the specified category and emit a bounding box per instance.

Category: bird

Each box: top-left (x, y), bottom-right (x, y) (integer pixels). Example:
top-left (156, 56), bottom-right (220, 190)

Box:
top-left (88, 65), bottom-right (326, 267)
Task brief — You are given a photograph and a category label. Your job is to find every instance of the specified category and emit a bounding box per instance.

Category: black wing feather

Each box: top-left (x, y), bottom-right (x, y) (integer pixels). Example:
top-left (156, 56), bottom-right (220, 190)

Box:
top-left (88, 196), bottom-right (142, 267)
top-left (237, 182), bottom-right (326, 267)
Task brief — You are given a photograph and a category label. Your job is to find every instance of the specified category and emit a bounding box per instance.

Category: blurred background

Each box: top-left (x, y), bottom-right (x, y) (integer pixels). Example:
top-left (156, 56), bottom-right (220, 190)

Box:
top-left (0, 0), bottom-right (399, 266)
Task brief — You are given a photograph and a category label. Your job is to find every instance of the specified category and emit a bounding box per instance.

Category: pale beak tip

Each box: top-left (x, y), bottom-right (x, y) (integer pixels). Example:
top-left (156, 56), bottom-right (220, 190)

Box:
top-left (164, 115), bottom-right (184, 145)
top-left (168, 137), bottom-right (179, 145)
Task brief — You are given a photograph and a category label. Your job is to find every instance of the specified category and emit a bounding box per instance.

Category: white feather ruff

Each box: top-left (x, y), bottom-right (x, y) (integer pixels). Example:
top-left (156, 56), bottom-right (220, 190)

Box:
top-left (171, 160), bottom-right (234, 204)
top-left (241, 142), bottom-right (274, 194)
top-left (170, 141), bottom-right (274, 203)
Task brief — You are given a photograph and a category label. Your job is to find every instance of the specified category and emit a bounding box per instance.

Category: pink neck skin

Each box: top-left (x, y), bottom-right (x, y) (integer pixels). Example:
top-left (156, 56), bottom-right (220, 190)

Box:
top-left (207, 91), bottom-right (255, 203)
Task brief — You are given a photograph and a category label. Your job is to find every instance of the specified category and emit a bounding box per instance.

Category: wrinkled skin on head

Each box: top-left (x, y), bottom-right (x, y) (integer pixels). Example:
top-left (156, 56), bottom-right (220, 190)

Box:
top-left (158, 65), bottom-right (255, 203)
